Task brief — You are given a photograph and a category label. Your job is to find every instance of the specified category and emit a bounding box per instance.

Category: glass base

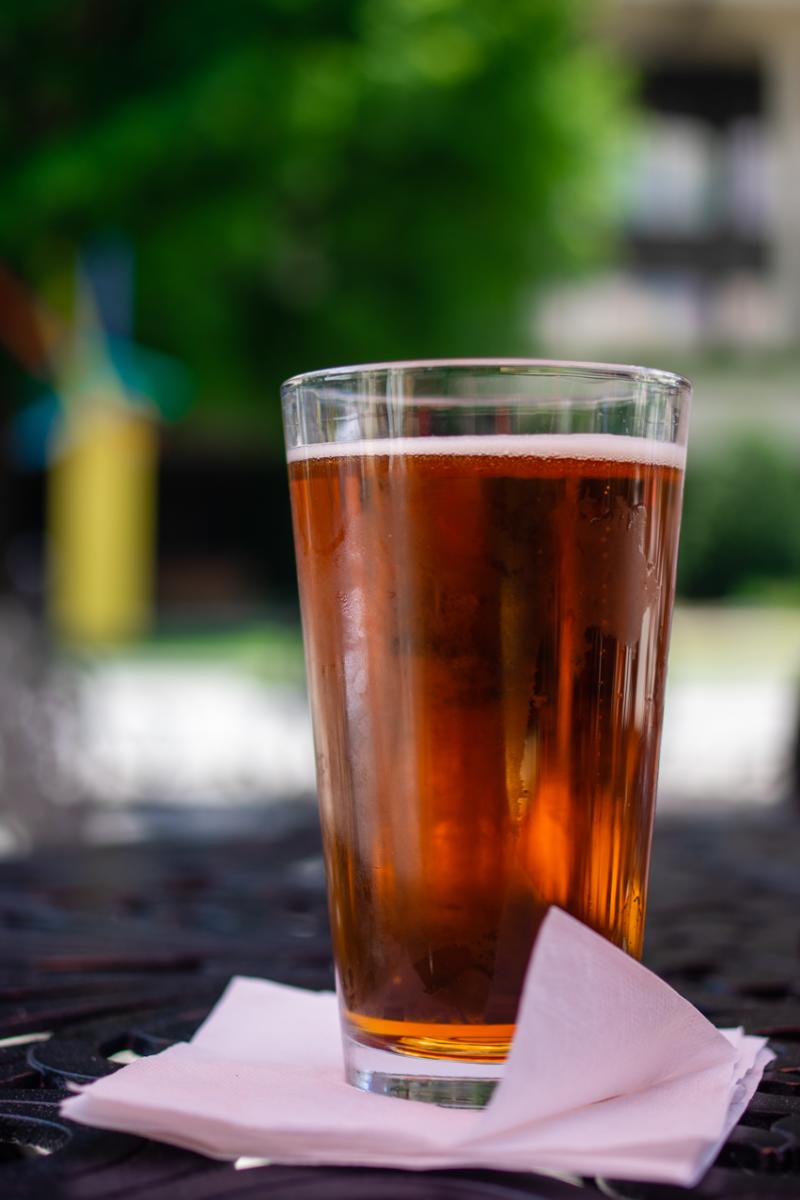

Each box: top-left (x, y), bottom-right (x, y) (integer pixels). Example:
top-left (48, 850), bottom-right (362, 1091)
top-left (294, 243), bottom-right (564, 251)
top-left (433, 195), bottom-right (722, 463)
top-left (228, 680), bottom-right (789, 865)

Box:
top-left (344, 1034), bottom-right (502, 1109)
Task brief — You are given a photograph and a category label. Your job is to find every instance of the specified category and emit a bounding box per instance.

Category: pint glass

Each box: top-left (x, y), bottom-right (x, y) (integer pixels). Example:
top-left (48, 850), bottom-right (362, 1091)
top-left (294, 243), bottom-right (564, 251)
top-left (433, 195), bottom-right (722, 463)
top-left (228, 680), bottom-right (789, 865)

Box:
top-left (282, 360), bottom-right (691, 1107)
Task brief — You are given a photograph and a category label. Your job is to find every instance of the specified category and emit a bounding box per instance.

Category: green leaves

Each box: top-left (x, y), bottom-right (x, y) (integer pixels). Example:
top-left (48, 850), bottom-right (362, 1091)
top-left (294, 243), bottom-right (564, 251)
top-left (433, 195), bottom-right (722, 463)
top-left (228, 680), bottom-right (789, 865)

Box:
top-left (679, 437), bottom-right (800, 599)
top-left (0, 0), bottom-right (627, 436)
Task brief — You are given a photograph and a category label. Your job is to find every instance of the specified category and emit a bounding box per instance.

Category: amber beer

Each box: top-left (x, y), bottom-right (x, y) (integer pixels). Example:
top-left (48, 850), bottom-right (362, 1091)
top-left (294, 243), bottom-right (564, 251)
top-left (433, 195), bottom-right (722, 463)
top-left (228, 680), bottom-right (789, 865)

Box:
top-left (289, 433), bottom-right (684, 1065)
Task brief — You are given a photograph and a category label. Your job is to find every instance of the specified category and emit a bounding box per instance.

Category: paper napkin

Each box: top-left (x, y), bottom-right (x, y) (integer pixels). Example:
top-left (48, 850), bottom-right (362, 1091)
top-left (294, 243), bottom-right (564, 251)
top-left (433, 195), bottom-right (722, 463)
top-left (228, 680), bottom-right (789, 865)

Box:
top-left (62, 908), bottom-right (772, 1187)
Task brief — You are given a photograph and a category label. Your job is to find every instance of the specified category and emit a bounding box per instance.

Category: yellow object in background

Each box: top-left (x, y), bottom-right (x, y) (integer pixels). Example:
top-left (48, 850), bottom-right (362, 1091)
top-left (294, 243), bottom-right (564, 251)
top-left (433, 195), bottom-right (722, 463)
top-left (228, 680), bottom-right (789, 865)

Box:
top-left (47, 406), bottom-right (157, 644)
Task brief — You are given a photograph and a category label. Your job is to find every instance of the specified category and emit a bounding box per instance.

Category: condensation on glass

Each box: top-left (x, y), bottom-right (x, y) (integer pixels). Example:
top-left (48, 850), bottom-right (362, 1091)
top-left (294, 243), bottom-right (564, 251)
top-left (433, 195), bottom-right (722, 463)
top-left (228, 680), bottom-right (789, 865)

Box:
top-left (283, 359), bottom-right (691, 1107)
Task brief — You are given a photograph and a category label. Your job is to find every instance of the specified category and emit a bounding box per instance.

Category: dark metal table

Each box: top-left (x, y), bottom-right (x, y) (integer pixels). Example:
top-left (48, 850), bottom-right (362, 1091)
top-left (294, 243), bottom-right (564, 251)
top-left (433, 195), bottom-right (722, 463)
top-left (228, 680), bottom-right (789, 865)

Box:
top-left (1, 804), bottom-right (799, 1198)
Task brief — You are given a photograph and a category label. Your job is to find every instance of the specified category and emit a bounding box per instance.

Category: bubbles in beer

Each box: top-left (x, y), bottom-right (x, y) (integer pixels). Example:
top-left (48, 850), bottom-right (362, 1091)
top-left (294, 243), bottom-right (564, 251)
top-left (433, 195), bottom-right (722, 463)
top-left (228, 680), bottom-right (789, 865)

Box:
top-left (289, 434), bottom-right (684, 1063)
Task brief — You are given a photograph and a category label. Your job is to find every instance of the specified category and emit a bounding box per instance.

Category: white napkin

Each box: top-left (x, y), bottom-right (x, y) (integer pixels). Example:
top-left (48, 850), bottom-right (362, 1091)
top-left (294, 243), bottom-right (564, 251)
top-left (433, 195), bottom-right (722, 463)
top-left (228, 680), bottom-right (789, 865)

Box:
top-left (61, 908), bottom-right (772, 1187)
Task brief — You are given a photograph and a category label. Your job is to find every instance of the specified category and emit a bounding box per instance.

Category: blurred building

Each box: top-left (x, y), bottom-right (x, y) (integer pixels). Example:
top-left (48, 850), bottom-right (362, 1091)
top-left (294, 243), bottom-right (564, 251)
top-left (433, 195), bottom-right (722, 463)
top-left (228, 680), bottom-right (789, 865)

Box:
top-left (540, 0), bottom-right (800, 359)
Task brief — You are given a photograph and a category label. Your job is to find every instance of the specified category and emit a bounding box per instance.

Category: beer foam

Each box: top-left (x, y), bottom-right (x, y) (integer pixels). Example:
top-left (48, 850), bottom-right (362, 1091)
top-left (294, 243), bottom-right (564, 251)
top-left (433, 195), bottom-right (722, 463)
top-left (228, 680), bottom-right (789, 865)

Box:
top-left (287, 433), bottom-right (686, 470)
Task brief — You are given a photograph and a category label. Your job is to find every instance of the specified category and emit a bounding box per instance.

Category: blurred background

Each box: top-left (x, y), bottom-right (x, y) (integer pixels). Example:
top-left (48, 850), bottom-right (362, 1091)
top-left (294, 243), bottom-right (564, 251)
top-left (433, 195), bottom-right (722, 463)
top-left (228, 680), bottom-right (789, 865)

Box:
top-left (0, 0), bottom-right (798, 853)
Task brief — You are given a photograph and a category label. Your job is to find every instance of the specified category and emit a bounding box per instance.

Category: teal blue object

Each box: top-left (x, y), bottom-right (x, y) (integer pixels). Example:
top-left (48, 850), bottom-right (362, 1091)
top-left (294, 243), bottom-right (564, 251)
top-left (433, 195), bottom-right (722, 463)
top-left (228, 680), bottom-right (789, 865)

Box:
top-left (10, 394), bottom-right (59, 469)
top-left (106, 337), bottom-right (192, 423)
top-left (10, 339), bottom-right (192, 468)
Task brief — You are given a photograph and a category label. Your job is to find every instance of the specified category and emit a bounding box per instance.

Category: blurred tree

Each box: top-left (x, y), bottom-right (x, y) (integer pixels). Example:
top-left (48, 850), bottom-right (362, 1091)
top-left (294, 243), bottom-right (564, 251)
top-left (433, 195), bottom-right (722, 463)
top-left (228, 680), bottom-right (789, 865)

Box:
top-left (678, 437), bottom-right (800, 600)
top-left (0, 0), bottom-right (627, 440)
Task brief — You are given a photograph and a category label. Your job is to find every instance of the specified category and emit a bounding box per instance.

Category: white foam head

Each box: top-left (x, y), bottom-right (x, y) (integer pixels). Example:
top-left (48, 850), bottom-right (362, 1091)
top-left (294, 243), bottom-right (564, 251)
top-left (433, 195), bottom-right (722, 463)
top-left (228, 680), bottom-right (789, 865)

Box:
top-left (287, 433), bottom-right (686, 470)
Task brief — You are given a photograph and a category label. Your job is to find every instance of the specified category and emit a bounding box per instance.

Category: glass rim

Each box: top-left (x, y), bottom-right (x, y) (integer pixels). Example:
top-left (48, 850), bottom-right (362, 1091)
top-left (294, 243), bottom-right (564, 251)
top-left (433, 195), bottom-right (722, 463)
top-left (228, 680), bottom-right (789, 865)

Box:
top-left (281, 357), bottom-right (692, 396)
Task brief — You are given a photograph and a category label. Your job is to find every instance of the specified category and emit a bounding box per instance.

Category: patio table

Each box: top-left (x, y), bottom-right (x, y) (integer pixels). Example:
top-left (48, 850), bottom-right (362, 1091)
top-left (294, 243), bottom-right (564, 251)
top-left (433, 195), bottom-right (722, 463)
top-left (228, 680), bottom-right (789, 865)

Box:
top-left (1, 802), bottom-right (799, 1199)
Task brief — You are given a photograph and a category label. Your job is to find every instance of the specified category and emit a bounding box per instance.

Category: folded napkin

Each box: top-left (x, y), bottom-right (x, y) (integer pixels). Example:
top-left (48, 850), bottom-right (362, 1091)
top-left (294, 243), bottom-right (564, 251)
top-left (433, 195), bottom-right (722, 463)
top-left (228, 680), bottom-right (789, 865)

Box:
top-left (62, 908), bottom-right (772, 1187)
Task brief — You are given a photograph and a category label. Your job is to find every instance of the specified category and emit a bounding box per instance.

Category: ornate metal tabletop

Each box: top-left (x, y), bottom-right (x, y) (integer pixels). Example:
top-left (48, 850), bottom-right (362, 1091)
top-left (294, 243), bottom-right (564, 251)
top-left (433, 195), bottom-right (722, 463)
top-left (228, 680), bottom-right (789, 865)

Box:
top-left (1, 804), bottom-right (799, 1198)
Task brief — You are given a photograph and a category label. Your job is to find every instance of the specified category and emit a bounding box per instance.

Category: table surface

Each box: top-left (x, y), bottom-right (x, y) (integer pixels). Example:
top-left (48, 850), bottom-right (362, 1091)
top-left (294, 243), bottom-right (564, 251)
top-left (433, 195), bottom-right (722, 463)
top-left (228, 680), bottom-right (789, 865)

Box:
top-left (1, 803), bottom-right (799, 1199)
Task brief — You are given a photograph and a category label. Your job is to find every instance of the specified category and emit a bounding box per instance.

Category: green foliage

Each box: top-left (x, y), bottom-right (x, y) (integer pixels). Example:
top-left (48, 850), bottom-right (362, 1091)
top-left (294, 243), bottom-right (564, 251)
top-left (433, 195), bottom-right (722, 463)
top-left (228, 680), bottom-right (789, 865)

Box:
top-left (678, 436), bottom-right (800, 600)
top-left (0, 0), bottom-right (627, 439)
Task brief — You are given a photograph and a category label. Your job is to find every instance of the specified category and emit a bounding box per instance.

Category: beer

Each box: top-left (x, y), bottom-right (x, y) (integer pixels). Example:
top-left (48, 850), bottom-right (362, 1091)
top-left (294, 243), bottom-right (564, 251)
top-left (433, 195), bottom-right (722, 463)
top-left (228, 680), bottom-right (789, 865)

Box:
top-left (289, 433), bottom-right (684, 1065)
